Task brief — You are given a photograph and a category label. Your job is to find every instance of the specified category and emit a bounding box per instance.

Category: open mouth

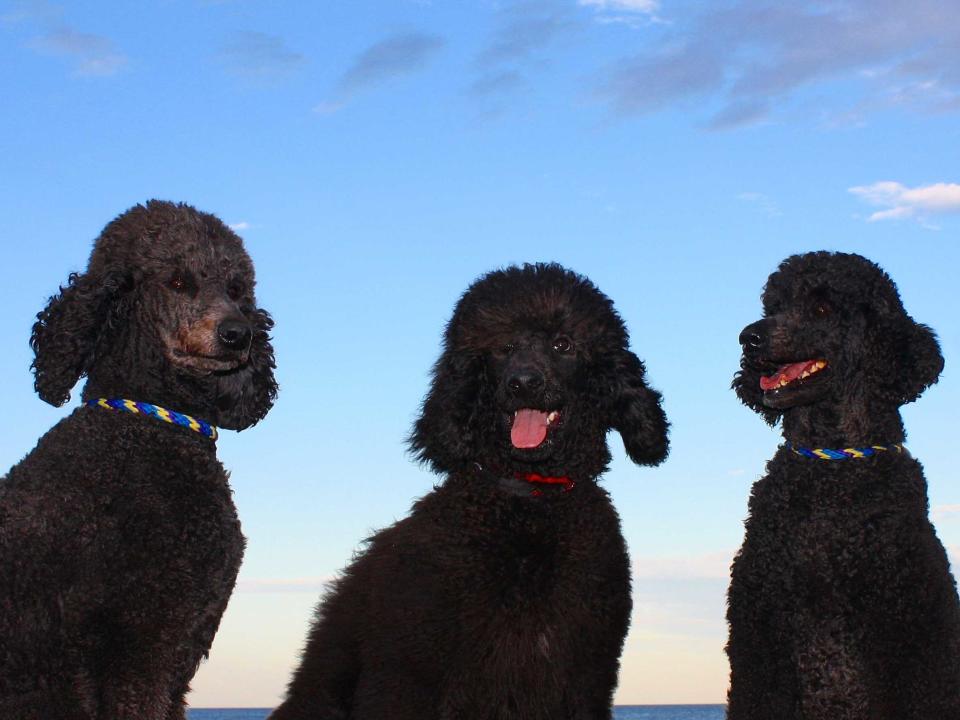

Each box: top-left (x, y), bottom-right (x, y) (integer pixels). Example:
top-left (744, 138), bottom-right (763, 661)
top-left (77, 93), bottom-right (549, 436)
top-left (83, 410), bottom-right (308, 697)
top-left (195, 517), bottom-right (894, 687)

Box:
top-left (510, 408), bottom-right (561, 449)
top-left (759, 359), bottom-right (828, 391)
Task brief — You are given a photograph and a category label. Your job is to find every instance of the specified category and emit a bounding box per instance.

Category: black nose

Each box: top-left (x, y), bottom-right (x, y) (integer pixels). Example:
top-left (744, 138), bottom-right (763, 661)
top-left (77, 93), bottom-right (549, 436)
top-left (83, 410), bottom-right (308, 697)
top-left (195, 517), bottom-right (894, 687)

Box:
top-left (218, 319), bottom-right (252, 349)
top-left (507, 368), bottom-right (545, 397)
top-left (739, 320), bottom-right (766, 351)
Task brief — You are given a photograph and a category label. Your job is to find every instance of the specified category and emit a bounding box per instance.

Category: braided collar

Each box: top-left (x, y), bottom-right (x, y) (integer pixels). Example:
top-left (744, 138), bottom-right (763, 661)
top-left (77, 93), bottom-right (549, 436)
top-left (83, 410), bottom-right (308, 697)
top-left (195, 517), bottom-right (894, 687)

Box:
top-left (785, 442), bottom-right (904, 460)
top-left (87, 398), bottom-right (218, 441)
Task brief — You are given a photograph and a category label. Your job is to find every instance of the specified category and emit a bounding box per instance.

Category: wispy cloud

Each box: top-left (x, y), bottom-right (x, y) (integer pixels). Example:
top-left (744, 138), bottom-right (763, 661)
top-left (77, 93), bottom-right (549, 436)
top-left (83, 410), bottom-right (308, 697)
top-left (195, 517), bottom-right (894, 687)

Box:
top-left (578, 0), bottom-right (660, 28)
top-left (5, 1), bottom-right (126, 77)
top-left (477, 1), bottom-right (575, 67)
top-left (1, 0), bottom-right (61, 25)
top-left (341, 32), bottom-right (444, 91)
top-left (467, 1), bottom-right (578, 111)
top-left (229, 221), bottom-right (250, 232)
top-left (593, 0), bottom-right (960, 127)
top-left (849, 181), bottom-right (960, 225)
top-left (219, 31), bottom-right (305, 81)
top-left (29, 26), bottom-right (126, 76)
top-left (579, 0), bottom-right (657, 11)
top-left (468, 69), bottom-right (526, 98)
top-left (316, 31), bottom-right (444, 113)
top-left (737, 192), bottom-right (781, 218)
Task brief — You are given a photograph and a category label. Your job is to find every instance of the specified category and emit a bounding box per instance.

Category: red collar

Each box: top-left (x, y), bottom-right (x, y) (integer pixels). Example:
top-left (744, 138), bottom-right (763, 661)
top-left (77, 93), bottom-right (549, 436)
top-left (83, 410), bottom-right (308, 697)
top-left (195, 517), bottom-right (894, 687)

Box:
top-left (514, 471), bottom-right (575, 495)
top-left (473, 463), bottom-right (576, 498)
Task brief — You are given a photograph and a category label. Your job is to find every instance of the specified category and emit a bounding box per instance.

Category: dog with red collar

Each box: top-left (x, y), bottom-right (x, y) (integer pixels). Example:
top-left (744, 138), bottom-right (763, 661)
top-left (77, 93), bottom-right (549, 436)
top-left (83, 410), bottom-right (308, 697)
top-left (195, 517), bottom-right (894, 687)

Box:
top-left (271, 263), bottom-right (668, 720)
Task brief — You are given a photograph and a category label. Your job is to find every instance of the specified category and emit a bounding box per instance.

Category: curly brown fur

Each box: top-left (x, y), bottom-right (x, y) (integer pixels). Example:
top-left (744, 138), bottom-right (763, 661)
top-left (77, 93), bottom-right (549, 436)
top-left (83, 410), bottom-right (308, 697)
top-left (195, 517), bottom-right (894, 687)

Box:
top-left (271, 263), bottom-right (668, 720)
top-left (0, 200), bottom-right (277, 719)
top-left (727, 251), bottom-right (959, 720)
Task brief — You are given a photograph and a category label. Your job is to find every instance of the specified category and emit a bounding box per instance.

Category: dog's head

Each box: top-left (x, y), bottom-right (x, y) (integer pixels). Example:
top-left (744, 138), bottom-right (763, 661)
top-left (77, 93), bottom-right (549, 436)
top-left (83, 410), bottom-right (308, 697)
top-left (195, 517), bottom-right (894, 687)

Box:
top-left (733, 251), bottom-right (942, 433)
top-left (31, 200), bottom-right (278, 431)
top-left (410, 263), bottom-right (668, 480)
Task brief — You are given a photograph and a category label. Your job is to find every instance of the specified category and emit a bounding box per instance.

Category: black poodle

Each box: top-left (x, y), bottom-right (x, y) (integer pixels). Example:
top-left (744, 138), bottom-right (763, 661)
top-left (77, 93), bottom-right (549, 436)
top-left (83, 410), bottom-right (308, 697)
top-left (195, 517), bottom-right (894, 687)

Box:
top-left (0, 200), bottom-right (277, 719)
top-left (270, 263), bottom-right (668, 720)
top-left (727, 251), bottom-right (960, 719)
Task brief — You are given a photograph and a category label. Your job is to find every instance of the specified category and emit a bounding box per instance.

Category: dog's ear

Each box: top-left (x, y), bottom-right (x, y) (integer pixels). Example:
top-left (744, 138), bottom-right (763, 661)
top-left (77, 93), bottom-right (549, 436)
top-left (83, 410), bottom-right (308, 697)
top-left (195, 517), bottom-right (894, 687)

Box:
top-left (30, 270), bottom-right (128, 406)
top-left (604, 349), bottom-right (669, 466)
top-left (875, 319), bottom-right (943, 406)
top-left (215, 307), bottom-right (278, 430)
top-left (732, 368), bottom-right (782, 426)
top-left (409, 349), bottom-right (481, 475)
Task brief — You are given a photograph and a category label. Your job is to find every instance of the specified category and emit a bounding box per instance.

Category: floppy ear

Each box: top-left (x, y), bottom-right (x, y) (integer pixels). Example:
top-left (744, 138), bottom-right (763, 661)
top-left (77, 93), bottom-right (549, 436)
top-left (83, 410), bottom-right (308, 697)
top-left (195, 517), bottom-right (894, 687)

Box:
top-left (605, 349), bottom-right (669, 466)
top-left (732, 367), bottom-right (782, 426)
top-left (30, 270), bottom-right (127, 406)
top-left (215, 308), bottom-right (278, 430)
top-left (409, 349), bottom-right (482, 475)
top-left (876, 320), bottom-right (943, 406)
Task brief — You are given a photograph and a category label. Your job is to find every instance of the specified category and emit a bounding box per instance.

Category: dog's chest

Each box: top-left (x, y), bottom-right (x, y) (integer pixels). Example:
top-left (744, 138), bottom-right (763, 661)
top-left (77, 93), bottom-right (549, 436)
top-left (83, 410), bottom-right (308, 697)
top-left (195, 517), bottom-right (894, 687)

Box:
top-left (464, 507), bottom-right (627, 646)
top-left (751, 461), bottom-right (914, 590)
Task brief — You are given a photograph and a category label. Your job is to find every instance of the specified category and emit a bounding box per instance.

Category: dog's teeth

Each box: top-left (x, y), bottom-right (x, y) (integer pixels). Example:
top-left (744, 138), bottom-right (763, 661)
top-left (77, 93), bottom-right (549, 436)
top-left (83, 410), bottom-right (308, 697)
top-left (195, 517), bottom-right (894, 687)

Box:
top-left (800, 371), bottom-right (809, 379)
top-left (547, 411), bottom-right (559, 424)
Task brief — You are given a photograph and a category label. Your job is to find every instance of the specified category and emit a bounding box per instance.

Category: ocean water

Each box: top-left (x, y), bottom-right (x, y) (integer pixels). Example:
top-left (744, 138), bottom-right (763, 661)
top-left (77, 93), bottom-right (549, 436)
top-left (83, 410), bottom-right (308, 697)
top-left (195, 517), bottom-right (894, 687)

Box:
top-left (188, 706), bottom-right (725, 720)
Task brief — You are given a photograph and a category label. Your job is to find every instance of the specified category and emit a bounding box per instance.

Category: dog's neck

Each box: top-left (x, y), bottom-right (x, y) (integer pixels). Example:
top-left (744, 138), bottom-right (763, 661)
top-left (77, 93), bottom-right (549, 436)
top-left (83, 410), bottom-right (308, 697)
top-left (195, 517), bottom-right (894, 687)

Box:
top-left (781, 401), bottom-right (906, 448)
top-left (83, 374), bottom-right (218, 429)
top-left (471, 463), bottom-right (576, 498)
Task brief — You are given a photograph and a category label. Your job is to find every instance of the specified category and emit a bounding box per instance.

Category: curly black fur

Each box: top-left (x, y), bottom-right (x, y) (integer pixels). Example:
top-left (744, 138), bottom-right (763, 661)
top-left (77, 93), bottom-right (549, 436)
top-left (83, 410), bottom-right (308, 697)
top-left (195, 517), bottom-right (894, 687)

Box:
top-left (271, 263), bottom-right (668, 720)
top-left (1, 200), bottom-right (277, 719)
top-left (726, 251), bottom-right (959, 720)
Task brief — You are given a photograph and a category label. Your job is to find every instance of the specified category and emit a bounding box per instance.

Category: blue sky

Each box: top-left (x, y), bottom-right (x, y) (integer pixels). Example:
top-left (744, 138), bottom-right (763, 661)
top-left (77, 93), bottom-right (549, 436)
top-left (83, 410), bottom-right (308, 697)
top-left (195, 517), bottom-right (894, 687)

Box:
top-left (2, 0), bottom-right (959, 707)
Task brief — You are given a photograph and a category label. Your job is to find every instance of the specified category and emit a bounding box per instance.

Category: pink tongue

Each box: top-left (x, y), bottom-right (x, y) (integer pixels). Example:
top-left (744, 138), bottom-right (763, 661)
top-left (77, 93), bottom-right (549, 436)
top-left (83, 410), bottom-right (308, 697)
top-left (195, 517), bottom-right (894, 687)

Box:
top-left (511, 409), bottom-right (549, 449)
top-left (760, 361), bottom-right (814, 391)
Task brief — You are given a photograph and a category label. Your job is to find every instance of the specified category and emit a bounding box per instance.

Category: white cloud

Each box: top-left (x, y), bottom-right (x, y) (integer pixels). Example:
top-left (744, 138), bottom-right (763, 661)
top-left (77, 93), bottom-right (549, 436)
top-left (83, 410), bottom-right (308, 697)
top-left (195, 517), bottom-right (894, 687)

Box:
top-left (579, 0), bottom-right (658, 13)
top-left (849, 181), bottom-right (960, 224)
top-left (229, 221), bottom-right (250, 231)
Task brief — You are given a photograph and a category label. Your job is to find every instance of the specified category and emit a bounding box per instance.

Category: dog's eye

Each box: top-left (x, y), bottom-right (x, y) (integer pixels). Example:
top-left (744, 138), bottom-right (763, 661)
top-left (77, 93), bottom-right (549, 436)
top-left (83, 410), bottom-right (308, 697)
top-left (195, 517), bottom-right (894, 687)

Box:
top-left (812, 301), bottom-right (833, 318)
top-left (227, 282), bottom-right (245, 301)
top-left (167, 271), bottom-right (196, 295)
top-left (552, 336), bottom-right (574, 354)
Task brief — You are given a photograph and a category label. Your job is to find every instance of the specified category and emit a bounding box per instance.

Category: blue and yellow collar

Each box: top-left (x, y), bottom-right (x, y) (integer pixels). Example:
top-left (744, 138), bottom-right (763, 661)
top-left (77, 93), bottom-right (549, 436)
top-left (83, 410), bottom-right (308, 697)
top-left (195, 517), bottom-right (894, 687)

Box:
top-left (785, 442), bottom-right (904, 460)
top-left (87, 398), bottom-right (218, 440)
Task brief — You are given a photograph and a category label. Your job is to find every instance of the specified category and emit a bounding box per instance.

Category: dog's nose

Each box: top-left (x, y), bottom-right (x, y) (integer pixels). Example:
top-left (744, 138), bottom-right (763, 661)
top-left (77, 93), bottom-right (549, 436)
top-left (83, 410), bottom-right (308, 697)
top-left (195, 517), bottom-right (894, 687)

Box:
top-left (507, 369), bottom-right (545, 397)
top-left (739, 321), bottom-right (766, 351)
top-left (217, 319), bottom-right (252, 350)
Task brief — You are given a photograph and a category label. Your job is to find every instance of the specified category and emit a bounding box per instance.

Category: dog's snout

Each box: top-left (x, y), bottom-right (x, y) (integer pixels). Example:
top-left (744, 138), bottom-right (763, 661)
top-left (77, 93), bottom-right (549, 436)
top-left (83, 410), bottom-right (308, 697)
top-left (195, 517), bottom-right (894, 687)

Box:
top-left (217, 319), bottom-right (252, 349)
top-left (507, 368), bottom-right (545, 397)
top-left (739, 321), bottom-right (767, 352)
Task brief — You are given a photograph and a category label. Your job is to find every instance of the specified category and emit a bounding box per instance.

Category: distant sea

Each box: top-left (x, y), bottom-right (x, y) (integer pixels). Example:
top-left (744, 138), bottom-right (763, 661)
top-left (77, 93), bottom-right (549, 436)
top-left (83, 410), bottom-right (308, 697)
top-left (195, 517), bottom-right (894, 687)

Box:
top-left (188, 706), bottom-right (725, 720)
